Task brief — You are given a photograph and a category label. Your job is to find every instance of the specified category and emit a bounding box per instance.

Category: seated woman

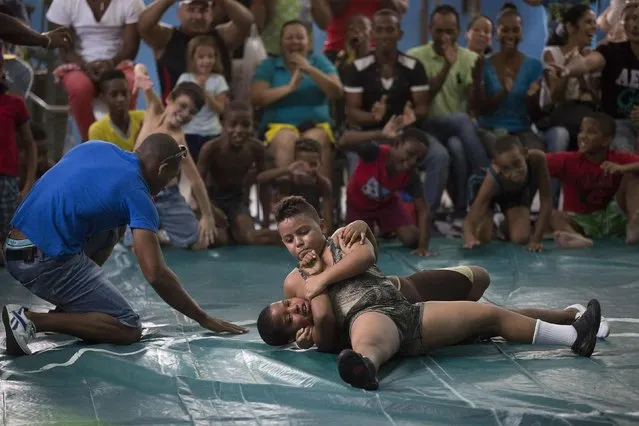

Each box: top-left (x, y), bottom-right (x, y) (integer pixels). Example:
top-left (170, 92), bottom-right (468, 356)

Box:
top-left (258, 196), bottom-right (604, 390)
top-left (46, 0), bottom-right (143, 141)
top-left (472, 7), bottom-right (562, 156)
top-left (250, 19), bottom-right (343, 181)
top-left (465, 15), bottom-right (493, 58)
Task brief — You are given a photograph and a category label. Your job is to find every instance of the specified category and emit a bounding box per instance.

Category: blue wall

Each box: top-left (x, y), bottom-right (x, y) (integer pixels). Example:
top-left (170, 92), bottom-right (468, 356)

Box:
top-left (27, 0), bottom-right (611, 110)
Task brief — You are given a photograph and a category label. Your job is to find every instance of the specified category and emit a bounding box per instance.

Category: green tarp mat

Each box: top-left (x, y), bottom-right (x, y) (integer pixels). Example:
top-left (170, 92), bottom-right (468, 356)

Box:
top-left (1, 239), bottom-right (638, 425)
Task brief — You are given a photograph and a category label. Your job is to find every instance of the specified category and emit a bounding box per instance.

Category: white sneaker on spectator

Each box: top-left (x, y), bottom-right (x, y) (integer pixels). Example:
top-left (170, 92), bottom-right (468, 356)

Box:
top-left (2, 304), bottom-right (36, 355)
top-left (565, 304), bottom-right (610, 339)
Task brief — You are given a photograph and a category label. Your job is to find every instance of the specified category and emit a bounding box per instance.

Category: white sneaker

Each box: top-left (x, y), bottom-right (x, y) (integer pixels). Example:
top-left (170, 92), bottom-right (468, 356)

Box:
top-left (2, 305), bottom-right (36, 355)
top-left (565, 304), bottom-right (610, 339)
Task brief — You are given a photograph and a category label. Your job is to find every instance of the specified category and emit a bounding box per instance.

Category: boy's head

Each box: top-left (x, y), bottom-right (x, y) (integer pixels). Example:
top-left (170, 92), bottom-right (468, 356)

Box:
top-left (274, 195), bottom-right (326, 261)
top-left (165, 82), bottom-right (206, 129)
top-left (99, 70), bottom-right (130, 117)
top-left (577, 112), bottom-right (616, 155)
top-left (222, 100), bottom-right (253, 150)
top-left (372, 9), bottom-right (402, 53)
top-left (346, 14), bottom-right (372, 51)
top-left (389, 127), bottom-right (430, 173)
top-left (294, 138), bottom-right (322, 175)
top-left (492, 135), bottom-right (528, 184)
top-left (257, 297), bottom-right (313, 346)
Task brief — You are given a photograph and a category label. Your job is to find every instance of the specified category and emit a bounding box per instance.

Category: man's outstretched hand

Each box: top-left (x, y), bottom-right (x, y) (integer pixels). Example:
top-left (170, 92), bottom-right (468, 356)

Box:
top-left (199, 315), bottom-right (248, 334)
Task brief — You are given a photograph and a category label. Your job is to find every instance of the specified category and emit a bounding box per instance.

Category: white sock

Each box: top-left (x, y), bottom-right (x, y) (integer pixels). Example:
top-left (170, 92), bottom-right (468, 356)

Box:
top-left (532, 320), bottom-right (577, 346)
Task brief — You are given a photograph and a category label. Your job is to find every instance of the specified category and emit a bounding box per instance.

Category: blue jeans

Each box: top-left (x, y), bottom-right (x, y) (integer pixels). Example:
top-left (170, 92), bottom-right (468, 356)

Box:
top-left (445, 136), bottom-right (467, 213)
top-left (124, 184), bottom-right (199, 248)
top-left (4, 230), bottom-right (140, 328)
top-left (542, 126), bottom-right (571, 208)
top-left (155, 184), bottom-right (200, 249)
top-left (419, 135), bottom-right (450, 212)
top-left (613, 120), bottom-right (639, 152)
top-left (422, 113), bottom-right (490, 173)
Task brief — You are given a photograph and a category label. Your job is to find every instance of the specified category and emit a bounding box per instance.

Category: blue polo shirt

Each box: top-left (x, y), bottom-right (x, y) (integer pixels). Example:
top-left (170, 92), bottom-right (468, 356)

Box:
top-left (252, 53), bottom-right (337, 135)
top-left (11, 141), bottom-right (160, 259)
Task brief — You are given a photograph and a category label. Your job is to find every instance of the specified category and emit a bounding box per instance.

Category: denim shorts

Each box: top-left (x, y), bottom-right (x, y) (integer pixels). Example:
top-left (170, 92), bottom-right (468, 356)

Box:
top-left (4, 229), bottom-right (140, 328)
top-left (155, 184), bottom-right (199, 249)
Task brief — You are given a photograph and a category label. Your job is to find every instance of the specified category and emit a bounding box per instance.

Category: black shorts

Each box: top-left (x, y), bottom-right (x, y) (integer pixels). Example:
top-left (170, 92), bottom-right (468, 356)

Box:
top-left (345, 284), bottom-right (425, 357)
top-left (468, 172), bottom-right (533, 213)
top-left (213, 193), bottom-right (250, 222)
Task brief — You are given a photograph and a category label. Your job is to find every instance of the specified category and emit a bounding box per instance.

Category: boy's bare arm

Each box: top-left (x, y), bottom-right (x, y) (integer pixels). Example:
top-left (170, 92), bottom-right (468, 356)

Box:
top-left (310, 293), bottom-right (345, 353)
top-left (181, 146), bottom-right (215, 220)
top-left (17, 122), bottom-right (37, 196)
top-left (463, 174), bottom-right (497, 244)
top-left (333, 220), bottom-right (379, 260)
top-left (305, 237), bottom-right (376, 298)
top-left (253, 141), bottom-right (268, 174)
top-left (196, 139), bottom-right (215, 179)
top-left (530, 151), bottom-right (553, 245)
top-left (283, 270), bottom-right (303, 298)
top-left (337, 129), bottom-right (388, 151)
top-left (414, 197), bottom-right (431, 254)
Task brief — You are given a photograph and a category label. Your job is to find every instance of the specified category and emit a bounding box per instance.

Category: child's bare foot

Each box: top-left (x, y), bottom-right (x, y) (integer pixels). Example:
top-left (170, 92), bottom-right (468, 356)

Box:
top-left (625, 211), bottom-right (639, 245)
top-left (554, 231), bottom-right (594, 248)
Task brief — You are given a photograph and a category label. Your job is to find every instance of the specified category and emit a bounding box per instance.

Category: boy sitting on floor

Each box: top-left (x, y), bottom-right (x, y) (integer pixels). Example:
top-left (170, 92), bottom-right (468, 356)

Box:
top-left (196, 101), bottom-right (281, 246)
top-left (257, 138), bottom-right (333, 231)
top-left (464, 135), bottom-right (553, 252)
top-left (548, 112), bottom-right (639, 248)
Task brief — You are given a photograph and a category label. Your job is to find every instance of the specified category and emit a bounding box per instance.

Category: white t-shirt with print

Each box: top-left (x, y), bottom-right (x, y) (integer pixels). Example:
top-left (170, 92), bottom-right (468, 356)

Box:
top-left (176, 73), bottom-right (230, 136)
top-left (46, 0), bottom-right (143, 63)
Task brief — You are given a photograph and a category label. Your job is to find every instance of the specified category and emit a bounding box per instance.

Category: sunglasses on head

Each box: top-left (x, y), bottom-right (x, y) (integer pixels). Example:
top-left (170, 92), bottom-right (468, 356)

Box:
top-left (161, 145), bottom-right (188, 165)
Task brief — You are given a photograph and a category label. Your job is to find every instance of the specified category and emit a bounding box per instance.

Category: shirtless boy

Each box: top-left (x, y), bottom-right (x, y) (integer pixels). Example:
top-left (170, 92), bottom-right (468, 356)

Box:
top-left (133, 64), bottom-right (217, 249)
top-left (258, 196), bottom-right (603, 390)
top-left (197, 101), bottom-right (281, 245)
top-left (257, 138), bottom-right (334, 231)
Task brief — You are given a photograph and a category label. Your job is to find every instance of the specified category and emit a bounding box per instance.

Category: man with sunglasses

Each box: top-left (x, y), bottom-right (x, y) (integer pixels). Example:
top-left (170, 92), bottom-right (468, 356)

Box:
top-left (2, 133), bottom-right (247, 357)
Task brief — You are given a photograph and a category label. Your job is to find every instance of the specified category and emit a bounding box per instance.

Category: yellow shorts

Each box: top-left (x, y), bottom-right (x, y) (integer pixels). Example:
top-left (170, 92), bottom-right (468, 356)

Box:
top-left (263, 123), bottom-right (335, 145)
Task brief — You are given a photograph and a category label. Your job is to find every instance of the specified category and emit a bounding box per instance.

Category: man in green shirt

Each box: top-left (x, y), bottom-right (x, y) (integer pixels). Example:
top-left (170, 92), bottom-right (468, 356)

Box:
top-left (408, 4), bottom-right (489, 218)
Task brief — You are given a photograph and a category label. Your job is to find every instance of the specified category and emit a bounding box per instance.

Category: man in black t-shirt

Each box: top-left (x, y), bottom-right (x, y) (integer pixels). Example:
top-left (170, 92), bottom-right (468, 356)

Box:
top-left (559, 2), bottom-right (639, 153)
top-left (341, 9), bottom-right (451, 213)
top-left (138, 0), bottom-right (254, 100)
